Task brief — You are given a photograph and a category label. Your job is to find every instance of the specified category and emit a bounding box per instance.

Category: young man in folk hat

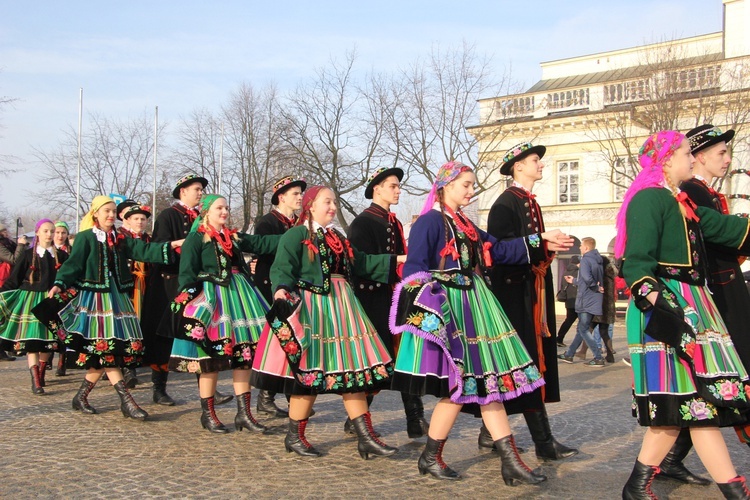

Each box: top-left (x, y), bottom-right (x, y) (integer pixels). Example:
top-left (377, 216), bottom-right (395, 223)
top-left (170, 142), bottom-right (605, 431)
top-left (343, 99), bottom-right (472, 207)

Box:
top-left (252, 175), bottom-right (306, 417)
top-left (348, 167), bottom-right (430, 439)
top-left (116, 198), bottom-right (141, 388)
top-left (483, 142), bottom-right (578, 460)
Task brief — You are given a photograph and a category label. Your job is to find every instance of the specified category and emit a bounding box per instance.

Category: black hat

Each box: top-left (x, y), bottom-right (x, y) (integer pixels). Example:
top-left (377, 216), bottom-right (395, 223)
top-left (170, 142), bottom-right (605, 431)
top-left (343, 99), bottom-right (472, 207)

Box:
top-left (500, 142), bottom-right (546, 176)
top-left (122, 203), bottom-right (152, 220)
top-left (116, 199), bottom-right (138, 221)
top-left (172, 174), bottom-right (209, 199)
top-left (271, 176), bottom-right (307, 206)
top-left (364, 167), bottom-right (404, 199)
top-left (686, 124), bottom-right (735, 155)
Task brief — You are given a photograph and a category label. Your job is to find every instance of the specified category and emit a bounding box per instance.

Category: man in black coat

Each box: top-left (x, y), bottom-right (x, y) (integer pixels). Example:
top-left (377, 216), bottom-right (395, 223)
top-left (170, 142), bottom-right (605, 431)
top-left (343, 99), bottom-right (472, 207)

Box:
top-left (252, 175), bottom-right (306, 417)
top-left (348, 167), bottom-right (428, 438)
top-left (483, 142), bottom-right (578, 460)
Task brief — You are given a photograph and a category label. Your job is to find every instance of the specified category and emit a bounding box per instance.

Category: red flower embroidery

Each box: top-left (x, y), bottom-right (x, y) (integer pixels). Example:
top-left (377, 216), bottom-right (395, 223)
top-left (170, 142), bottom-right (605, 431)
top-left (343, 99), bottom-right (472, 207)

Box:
top-left (223, 343), bottom-right (234, 356)
top-left (77, 353), bottom-right (88, 364)
top-left (174, 292), bottom-right (189, 303)
top-left (502, 374), bottom-right (515, 391)
top-left (130, 340), bottom-right (143, 352)
top-left (684, 341), bottom-right (696, 359)
top-left (94, 340), bottom-right (109, 352)
top-left (103, 355), bottom-right (115, 363)
top-left (283, 342), bottom-right (299, 355)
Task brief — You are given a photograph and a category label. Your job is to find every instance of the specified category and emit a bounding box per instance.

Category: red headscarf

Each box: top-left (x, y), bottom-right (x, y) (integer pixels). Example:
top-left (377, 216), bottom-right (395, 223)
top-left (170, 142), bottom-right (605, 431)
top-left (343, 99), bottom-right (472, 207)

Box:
top-left (297, 185), bottom-right (327, 225)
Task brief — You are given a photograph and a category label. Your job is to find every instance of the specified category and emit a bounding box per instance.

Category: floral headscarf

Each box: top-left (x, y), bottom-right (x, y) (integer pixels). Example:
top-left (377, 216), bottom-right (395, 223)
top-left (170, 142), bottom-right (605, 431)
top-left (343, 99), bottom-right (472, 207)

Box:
top-left (80, 195), bottom-right (116, 231)
top-left (614, 130), bottom-right (685, 258)
top-left (420, 161), bottom-right (473, 215)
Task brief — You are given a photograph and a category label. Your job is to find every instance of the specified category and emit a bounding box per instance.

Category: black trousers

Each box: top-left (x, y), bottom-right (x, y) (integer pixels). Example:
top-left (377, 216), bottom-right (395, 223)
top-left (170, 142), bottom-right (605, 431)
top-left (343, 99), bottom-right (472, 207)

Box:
top-left (556, 307), bottom-right (577, 342)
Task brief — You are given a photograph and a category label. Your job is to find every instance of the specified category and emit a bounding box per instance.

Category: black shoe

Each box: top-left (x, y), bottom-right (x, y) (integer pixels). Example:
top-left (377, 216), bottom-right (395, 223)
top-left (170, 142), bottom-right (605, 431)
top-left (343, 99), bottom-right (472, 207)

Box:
top-left (234, 392), bottom-right (267, 432)
top-left (622, 460), bottom-right (659, 500)
top-left (557, 341), bottom-right (567, 347)
top-left (214, 389), bottom-right (233, 406)
top-left (284, 418), bottom-right (322, 457)
top-left (717, 476), bottom-right (750, 499)
top-left (72, 379), bottom-right (97, 414)
top-left (122, 367), bottom-right (139, 389)
top-left (114, 380), bottom-right (148, 420)
top-left (30, 366), bottom-right (45, 395)
top-left (657, 429), bottom-right (710, 486)
top-left (256, 390), bottom-right (288, 418)
top-left (352, 412), bottom-right (398, 460)
top-left (523, 409), bottom-right (578, 461)
top-left (151, 370), bottom-right (176, 406)
top-left (496, 435), bottom-right (546, 486)
top-left (557, 354), bottom-right (574, 364)
top-left (585, 358), bottom-right (605, 367)
top-left (0, 350), bottom-right (16, 361)
top-left (418, 437), bottom-right (461, 480)
top-left (402, 394), bottom-right (429, 439)
top-left (200, 396), bottom-right (229, 433)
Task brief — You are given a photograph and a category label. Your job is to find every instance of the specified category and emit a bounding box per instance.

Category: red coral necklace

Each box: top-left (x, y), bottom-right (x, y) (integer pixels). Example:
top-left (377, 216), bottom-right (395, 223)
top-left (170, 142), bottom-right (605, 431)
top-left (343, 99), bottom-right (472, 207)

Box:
top-left (323, 229), bottom-right (344, 254)
top-left (443, 206), bottom-right (478, 241)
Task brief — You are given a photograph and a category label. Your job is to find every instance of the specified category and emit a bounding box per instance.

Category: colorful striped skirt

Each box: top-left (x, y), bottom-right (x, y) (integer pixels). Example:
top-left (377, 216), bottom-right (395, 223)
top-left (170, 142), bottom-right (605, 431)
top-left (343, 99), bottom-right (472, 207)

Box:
top-left (389, 272), bottom-right (544, 405)
top-left (628, 278), bottom-right (750, 427)
top-left (169, 273), bottom-right (268, 373)
top-left (58, 283), bottom-right (143, 369)
top-left (251, 276), bottom-right (394, 395)
top-left (0, 289), bottom-right (60, 353)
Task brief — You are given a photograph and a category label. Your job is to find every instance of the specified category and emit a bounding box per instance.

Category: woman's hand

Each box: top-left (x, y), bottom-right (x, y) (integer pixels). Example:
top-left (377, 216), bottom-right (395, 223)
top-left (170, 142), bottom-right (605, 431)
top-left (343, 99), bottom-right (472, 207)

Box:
top-left (646, 290), bottom-right (658, 306)
top-left (170, 239), bottom-right (185, 249)
top-left (541, 229), bottom-right (574, 252)
top-left (48, 285), bottom-right (61, 299)
top-left (274, 289), bottom-right (289, 301)
top-left (396, 255), bottom-right (407, 264)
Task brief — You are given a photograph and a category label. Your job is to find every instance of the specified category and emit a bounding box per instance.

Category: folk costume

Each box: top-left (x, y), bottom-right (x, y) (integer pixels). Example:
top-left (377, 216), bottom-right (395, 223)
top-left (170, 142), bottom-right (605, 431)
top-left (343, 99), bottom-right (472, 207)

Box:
top-left (52, 220), bottom-right (72, 375)
top-left (485, 142), bottom-right (577, 461)
top-left (118, 204), bottom-right (153, 320)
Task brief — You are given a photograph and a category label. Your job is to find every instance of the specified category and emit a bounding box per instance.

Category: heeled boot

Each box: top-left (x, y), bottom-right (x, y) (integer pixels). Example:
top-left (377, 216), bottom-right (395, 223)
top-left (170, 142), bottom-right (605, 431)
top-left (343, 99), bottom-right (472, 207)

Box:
top-left (284, 418), bottom-right (322, 457)
top-left (195, 373), bottom-right (233, 405)
top-left (622, 460), bottom-right (660, 499)
top-left (417, 437), bottom-right (461, 480)
top-left (38, 361), bottom-right (48, 387)
top-left (200, 396), bottom-right (229, 433)
top-left (524, 409), bottom-right (578, 460)
top-left (30, 366), bottom-right (44, 395)
top-left (55, 350), bottom-right (67, 376)
top-left (256, 390), bottom-right (288, 417)
top-left (234, 392), bottom-right (267, 432)
top-left (122, 367), bottom-right (139, 389)
top-left (151, 370), bottom-right (175, 406)
top-left (717, 476), bottom-right (750, 499)
top-left (114, 380), bottom-right (148, 420)
top-left (351, 412), bottom-right (398, 460)
top-left (402, 393), bottom-right (429, 439)
top-left (72, 379), bottom-right (97, 413)
top-left (657, 428), bottom-right (710, 485)
top-left (478, 424), bottom-right (527, 453)
top-left (495, 435), bottom-right (547, 486)
top-left (344, 394), bottom-right (376, 435)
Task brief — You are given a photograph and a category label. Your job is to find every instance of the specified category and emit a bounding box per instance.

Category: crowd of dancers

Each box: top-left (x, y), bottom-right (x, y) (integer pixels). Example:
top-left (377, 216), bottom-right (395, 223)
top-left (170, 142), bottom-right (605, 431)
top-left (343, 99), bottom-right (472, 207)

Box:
top-left (1, 126), bottom-right (750, 498)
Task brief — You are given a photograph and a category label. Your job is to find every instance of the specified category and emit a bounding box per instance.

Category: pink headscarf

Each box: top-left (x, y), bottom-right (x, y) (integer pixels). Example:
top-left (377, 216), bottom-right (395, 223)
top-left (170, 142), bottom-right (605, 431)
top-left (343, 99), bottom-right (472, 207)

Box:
top-left (420, 161), bottom-right (473, 215)
top-left (614, 130), bottom-right (685, 258)
top-left (32, 218), bottom-right (55, 248)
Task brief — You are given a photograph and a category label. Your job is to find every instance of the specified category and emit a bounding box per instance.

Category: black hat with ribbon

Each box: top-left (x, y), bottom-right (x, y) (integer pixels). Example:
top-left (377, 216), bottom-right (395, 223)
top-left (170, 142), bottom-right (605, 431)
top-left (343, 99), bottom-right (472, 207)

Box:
top-left (172, 174), bottom-right (209, 199)
top-left (686, 124), bottom-right (735, 155)
top-left (500, 142), bottom-right (546, 176)
top-left (364, 167), bottom-right (404, 199)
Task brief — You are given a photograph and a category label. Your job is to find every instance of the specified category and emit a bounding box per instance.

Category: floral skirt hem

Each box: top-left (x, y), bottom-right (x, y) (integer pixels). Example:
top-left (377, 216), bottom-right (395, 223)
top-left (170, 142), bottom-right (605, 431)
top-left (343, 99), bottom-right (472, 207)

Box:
top-left (632, 392), bottom-right (749, 428)
top-left (250, 368), bottom-right (392, 395)
top-left (0, 339), bottom-right (60, 354)
top-left (168, 338), bottom-right (254, 373)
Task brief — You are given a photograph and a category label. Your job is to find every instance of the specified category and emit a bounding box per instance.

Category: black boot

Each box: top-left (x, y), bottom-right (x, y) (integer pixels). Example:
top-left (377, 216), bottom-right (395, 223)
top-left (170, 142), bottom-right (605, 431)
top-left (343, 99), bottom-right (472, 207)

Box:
top-left (478, 424), bottom-right (495, 450)
top-left (196, 373), bottom-right (233, 405)
top-left (284, 418), bottom-right (322, 457)
top-left (38, 361), bottom-right (48, 387)
top-left (114, 380), bottom-right (148, 420)
top-left (402, 393), bottom-right (429, 439)
top-left (72, 379), bottom-right (97, 414)
top-left (256, 390), bottom-right (288, 417)
top-left (622, 460), bottom-right (659, 499)
top-left (234, 392), bottom-right (267, 432)
top-left (55, 350), bottom-right (67, 376)
top-left (344, 395), bottom-right (377, 436)
top-left (30, 366), bottom-right (44, 395)
top-left (417, 437), bottom-right (461, 480)
top-left (351, 412), bottom-right (398, 460)
top-left (122, 367), bottom-right (139, 389)
top-left (151, 370), bottom-right (175, 406)
top-left (200, 396), bottom-right (229, 433)
top-left (656, 428), bottom-right (710, 485)
top-left (717, 476), bottom-right (750, 499)
top-left (495, 435), bottom-right (547, 486)
top-left (523, 409), bottom-right (578, 460)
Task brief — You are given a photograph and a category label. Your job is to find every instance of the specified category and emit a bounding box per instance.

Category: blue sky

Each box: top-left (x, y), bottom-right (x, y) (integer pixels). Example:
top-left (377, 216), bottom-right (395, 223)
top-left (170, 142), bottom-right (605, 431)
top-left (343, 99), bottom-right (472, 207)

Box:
top-left (0, 0), bottom-right (722, 211)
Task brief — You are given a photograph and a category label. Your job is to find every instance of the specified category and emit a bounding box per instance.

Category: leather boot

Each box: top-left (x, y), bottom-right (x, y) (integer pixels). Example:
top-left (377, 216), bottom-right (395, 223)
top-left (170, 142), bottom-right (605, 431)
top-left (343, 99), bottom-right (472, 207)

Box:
top-left (523, 409), bottom-right (578, 460)
top-left (38, 361), bottom-right (48, 387)
top-left (402, 393), bottom-right (429, 439)
top-left (114, 380), bottom-right (148, 420)
top-left (605, 338), bottom-right (616, 362)
top-left (55, 350), bottom-right (67, 376)
top-left (256, 390), bottom-right (288, 418)
top-left (234, 392), bottom-right (267, 432)
top-left (479, 424), bottom-right (527, 453)
top-left (656, 428), bottom-right (710, 485)
top-left (417, 437), bottom-right (461, 480)
top-left (352, 412), bottom-right (398, 460)
top-left (344, 394), bottom-right (377, 436)
top-left (196, 373), bottom-right (233, 405)
top-left (151, 370), bottom-right (175, 406)
top-left (495, 435), bottom-right (547, 486)
top-left (72, 378), bottom-right (97, 414)
top-left (717, 476), bottom-right (750, 500)
top-left (284, 418), bottom-right (322, 457)
top-left (622, 460), bottom-right (660, 500)
top-left (30, 366), bottom-right (44, 395)
top-left (200, 396), bottom-right (229, 433)
top-left (122, 367), bottom-right (139, 389)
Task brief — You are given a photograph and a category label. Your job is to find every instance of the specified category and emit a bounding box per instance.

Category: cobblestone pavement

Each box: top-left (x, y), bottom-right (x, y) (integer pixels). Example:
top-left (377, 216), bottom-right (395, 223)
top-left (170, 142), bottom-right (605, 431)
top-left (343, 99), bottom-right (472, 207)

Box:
top-left (0, 323), bottom-right (747, 499)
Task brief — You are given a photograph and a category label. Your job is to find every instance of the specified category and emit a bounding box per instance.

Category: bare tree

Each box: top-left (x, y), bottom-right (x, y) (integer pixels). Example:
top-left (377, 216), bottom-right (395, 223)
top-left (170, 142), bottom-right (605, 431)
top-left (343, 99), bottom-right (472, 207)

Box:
top-left (171, 108), bottom-right (223, 193)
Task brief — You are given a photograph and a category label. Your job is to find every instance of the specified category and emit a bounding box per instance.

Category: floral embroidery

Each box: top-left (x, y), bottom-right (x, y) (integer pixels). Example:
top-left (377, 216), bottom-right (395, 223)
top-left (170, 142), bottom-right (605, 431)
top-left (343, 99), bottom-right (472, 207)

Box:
top-left (661, 289), bottom-right (679, 309)
top-left (692, 250), bottom-right (700, 265)
top-left (528, 234), bottom-right (541, 248)
top-left (637, 282), bottom-right (654, 297)
top-left (463, 377), bottom-right (478, 395)
top-left (187, 361), bottom-right (200, 373)
top-left (665, 267), bottom-right (680, 276)
top-left (485, 374), bottom-right (499, 393)
top-left (689, 270), bottom-right (700, 282)
top-left (512, 370), bottom-right (529, 387)
top-left (707, 379), bottom-right (747, 402)
top-left (688, 230), bottom-right (697, 244)
top-left (679, 398), bottom-right (716, 421)
top-left (501, 374), bottom-right (515, 392)
top-left (649, 401), bottom-right (657, 420)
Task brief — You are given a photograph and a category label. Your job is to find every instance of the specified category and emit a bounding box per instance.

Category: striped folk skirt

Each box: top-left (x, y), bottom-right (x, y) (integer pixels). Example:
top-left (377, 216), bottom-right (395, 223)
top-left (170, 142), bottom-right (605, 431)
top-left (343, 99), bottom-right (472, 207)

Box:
top-left (251, 276), bottom-right (394, 395)
top-left (169, 273), bottom-right (269, 373)
top-left (628, 278), bottom-right (750, 427)
top-left (0, 289), bottom-right (60, 353)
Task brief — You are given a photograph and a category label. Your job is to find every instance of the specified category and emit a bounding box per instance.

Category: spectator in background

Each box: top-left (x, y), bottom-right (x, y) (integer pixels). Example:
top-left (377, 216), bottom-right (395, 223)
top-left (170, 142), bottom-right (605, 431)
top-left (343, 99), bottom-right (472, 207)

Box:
top-left (556, 255), bottom-right (579, 347)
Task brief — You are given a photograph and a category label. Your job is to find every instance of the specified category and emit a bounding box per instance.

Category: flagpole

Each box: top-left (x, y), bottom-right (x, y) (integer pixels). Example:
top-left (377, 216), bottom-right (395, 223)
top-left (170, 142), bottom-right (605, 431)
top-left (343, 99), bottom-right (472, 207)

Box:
top-left (218, 122), bottom-right (224, 194)
top-left (75, 88), bottom-right (83, 233)
top-left (152, 106), bottom-right (158, 232)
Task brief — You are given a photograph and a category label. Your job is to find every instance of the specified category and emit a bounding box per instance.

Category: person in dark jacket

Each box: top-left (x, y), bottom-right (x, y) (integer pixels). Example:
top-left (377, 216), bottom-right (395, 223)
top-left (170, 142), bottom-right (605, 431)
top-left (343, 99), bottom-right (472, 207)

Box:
top-left (556, 255), bottom-right (579, 347)
top-left (590, 255), bottom-right (616, 363)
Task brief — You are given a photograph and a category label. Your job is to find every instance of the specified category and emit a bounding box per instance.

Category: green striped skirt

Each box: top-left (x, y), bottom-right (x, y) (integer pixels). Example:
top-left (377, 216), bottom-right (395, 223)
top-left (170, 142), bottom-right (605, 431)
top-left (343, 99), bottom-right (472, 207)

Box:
top-left (0, 289), bottom-right (60, 353)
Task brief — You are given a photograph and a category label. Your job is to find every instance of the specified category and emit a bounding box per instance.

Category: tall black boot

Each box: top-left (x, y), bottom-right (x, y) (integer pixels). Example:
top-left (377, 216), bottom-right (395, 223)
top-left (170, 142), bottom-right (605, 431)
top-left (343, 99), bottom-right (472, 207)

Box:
top-left (151, 370), bottom-right (175, 406)
top-left (30, 366), bottom-right (44, 395)
top-left (344, 395), bottom-right (376, 435)
top-left (200, 396), bottom-right (229, 433)
top-left (352, 412), bottom-right (398, 460)
top-left (622, 460), bottom-right (659, 499)
top-left (656, 428), bottom-right (710, 485)
top-left (256, 390), bottom-right (288, 417)
top-left (122, 367), bottom-right (139, 389)
top-left (417, 437), bottom-right (461, 480)
top-left (234, 392), bottom-right (267, 432)
top-left (401, 393), bottom-right (429, 439)
top-left (495, 435), bottom-right (547, 486)
top-left (284, 418), bottom-right (321, 457)
top-left (72, 379), bottom-right (97, 414)
top-left (196, 374), bottom-right (233, 405)
top-left (113, 380), bottom-right (148, 420)
top-left (717, 476), bottom-right (750, 499)
top-left (38, 361), bottom-right (48, 387)
top-left (55, 350), bottom-right (67, 376)
top-left (523, 409), bottom-right (578, 460)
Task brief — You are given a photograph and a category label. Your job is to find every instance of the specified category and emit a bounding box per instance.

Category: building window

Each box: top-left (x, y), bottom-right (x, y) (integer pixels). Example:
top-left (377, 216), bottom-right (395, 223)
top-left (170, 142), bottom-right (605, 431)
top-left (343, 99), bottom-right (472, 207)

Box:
top-left (613, 157), bottom-right (637, 201)
top-left (558, 161), bottom-right (579, 204)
